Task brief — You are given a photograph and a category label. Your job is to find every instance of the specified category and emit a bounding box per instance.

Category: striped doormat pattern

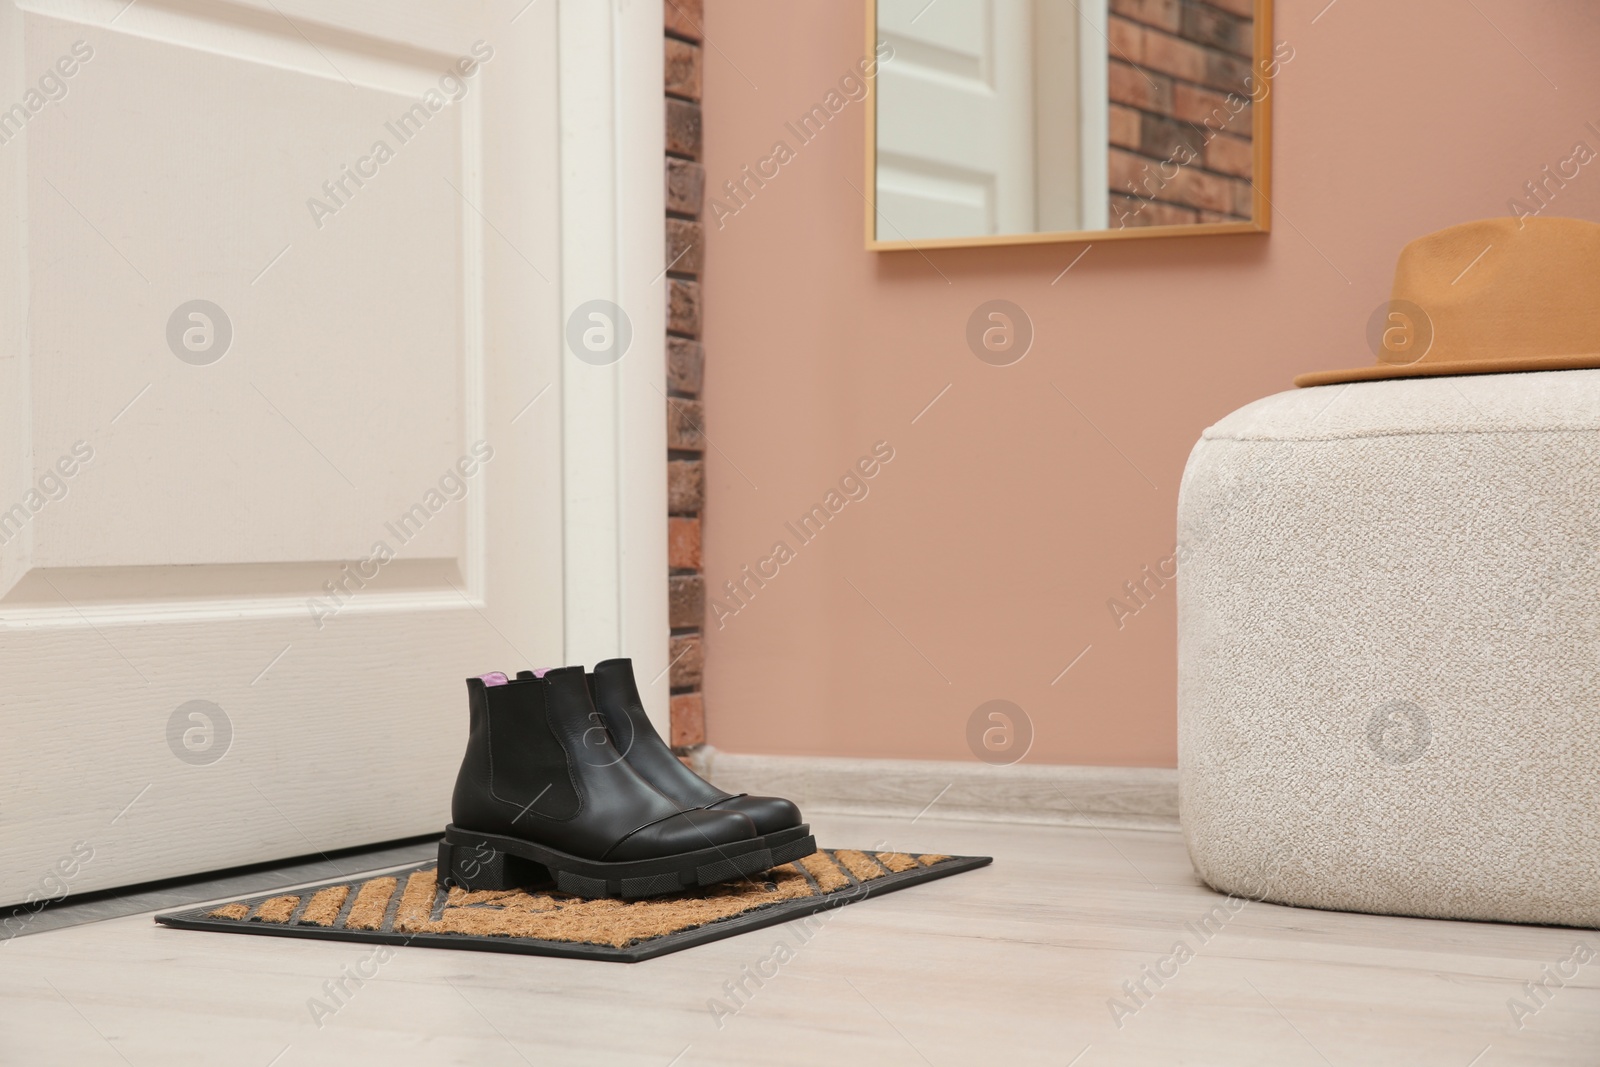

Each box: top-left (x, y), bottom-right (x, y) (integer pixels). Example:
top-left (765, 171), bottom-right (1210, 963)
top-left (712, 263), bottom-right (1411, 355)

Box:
top-left (156, 848), bottom-right (992, 962)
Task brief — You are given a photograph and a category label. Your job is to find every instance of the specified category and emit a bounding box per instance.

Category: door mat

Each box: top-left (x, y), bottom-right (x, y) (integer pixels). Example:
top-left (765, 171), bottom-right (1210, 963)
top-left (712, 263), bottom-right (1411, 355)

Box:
top-left (155, 848), bottom-right (992, 962)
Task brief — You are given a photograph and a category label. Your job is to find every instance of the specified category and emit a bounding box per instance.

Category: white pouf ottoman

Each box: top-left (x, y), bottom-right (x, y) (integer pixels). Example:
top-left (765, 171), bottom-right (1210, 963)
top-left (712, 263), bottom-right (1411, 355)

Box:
top-left (1177, 369), bottom-right (1600, 927)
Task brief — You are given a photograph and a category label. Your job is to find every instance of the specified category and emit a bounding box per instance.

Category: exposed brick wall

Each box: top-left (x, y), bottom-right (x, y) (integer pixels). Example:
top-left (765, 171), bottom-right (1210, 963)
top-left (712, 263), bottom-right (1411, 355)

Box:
top-left (665, 0), bottom-right (707, 750)
top-left (1107, 0), bottom-right (1255, 228)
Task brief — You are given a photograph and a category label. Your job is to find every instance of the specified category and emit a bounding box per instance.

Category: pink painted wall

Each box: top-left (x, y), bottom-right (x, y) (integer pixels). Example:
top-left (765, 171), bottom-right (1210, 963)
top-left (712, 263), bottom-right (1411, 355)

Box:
top-left (698, 0), bottom-right (1600, 766)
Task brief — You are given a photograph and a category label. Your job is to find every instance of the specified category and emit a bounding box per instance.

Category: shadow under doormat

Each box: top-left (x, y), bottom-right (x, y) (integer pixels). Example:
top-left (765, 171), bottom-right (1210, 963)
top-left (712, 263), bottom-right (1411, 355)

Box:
top-left (155, 848), bottom-right (992, 962)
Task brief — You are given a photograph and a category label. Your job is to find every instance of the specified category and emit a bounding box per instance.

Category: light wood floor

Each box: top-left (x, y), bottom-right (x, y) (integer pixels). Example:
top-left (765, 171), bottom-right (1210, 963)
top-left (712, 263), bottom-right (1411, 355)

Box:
top-left (2, 813), bottom-right (1596, 1066)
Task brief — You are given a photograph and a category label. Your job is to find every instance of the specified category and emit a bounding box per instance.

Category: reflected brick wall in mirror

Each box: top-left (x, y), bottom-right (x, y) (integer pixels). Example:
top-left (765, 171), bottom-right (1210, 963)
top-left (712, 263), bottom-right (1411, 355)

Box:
top-left (1107, 0), bottom-right (1255, 228)
top-left (665, 0), bottom-right (707, 750)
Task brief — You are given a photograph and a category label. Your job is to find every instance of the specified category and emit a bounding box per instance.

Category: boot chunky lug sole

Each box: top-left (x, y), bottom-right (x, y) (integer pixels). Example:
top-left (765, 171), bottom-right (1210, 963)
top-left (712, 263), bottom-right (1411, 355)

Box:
top-left (440, 824), bottom-right (781, 900)
top-left (757, 825), bottom-right (816, 868)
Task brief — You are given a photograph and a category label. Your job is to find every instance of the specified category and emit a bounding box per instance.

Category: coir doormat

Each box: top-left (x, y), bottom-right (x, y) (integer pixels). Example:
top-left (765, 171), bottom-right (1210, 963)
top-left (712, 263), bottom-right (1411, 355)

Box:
top-left (155, 848), bottom-right (991, 962)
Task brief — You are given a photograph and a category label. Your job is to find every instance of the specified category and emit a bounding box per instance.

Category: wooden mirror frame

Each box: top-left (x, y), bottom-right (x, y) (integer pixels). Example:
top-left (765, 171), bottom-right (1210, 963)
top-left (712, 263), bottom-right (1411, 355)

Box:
top-left (865, 0), bottom-right (1274, 251)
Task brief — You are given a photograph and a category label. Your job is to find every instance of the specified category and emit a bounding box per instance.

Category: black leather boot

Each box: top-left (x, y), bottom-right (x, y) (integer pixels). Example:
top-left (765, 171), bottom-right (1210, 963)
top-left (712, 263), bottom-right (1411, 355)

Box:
top-left (439, 667), bottom-right (774, 899)
top-left (515, 659), bottom-right (814, 869)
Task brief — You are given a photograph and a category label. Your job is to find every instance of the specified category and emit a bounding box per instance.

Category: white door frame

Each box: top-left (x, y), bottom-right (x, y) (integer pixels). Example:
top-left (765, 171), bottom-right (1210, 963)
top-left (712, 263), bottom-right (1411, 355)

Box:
top-left (559, 0), bottom-right (669, 735)
top-left (1076, 0), bottom-right (1110, 230)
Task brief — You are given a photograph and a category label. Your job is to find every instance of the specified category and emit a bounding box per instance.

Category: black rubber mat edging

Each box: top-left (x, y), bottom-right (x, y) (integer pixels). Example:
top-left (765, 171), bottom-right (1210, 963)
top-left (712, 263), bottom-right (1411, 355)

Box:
top-left (155, 853), bottom-right (993, 963)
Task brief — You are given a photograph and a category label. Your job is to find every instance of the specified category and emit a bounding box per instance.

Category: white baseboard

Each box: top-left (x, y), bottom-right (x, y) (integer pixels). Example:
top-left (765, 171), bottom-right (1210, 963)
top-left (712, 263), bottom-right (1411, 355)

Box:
top-left (690, 749), bottom-right (1179, 832)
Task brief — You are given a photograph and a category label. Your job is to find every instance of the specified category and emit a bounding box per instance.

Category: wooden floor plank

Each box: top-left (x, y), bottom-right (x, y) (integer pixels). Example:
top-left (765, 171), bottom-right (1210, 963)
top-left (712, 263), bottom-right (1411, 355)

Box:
top-left (1, 813), bottom-right (1594, 1065)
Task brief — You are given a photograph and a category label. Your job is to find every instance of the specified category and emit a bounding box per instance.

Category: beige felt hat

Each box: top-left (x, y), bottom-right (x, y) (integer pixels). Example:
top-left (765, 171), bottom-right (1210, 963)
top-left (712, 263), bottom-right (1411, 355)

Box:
top-left (1295, 216), bottom-right (1600, 387)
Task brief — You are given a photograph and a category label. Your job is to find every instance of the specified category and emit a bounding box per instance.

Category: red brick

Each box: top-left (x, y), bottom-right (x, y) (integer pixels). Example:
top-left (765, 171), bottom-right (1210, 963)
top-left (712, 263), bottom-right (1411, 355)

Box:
top-left (663, 0), bottom-right (703, 40)
top-left (1172, 83), bottom-right (1250, 131)
top-left (667, 337), bottom-right (703, 394)
top-left (1182, 3), bottom-right (1253, 57)
top-left (1109, 194), bottom-right (1200, 229)
top-left (667, 277), bottom-right (699, 336)
top-left (1108, 60), bottom-right (1172, 113)
top-left (1139, 112), bottom-right (1206, 162)
top-left (1165, 164), bottom-right (1236, 213)
top-left (1141, 31), bottom-right (1209, 83)
top-left (664, 38), bottom-right (700, 100)
top-left (1231, 178), bottom-right (1256, 218)
top-left (1204, 49), bottom-right (1253, 95)
top-left (665, 97), bottom-right (701, 159)
top-left (1109, 104), bottom-right (1142, 149)
top-left (666, 158), bottom-right (703, 214)
top-left (666, 0), bottom-right (707, 731)
top-left (669, 692), bottom-right (705, 749)
top-left (668, 516), bottom-right (702, 570)
top-left (1110, 148), bottom-right (1232, 213)
top-left (1198, 209), bottom-right (1244, 224)
top-left (1199, 0), bottom-right (1255, 18)
top-left (1110, 0), bottom-right (1179, 33)
top-left (1109, 148), bottom-right (1158, 198)
top-left (666, 217), bottom-right (702, 276)
top-left (668, 633), bottom-right (703, 689)
top-left (668, 459), bottom-right (704, 513)
top-left (1107, 15), bottom-right (1144, 63)
top-left (1205, 132), bottom-right (1252, 177)
top-left (1197, 169), bottom-right (1243, 214)
top-left (667, 397), bottom-right (704, 451)
top-left (668, 574), bottom-right (704, 629)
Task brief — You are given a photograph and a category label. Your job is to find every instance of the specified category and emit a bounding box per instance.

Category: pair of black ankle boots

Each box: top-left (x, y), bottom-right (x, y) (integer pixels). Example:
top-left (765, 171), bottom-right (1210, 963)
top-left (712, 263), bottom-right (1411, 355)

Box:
top-left (439, 658), bottom-right (813, 900)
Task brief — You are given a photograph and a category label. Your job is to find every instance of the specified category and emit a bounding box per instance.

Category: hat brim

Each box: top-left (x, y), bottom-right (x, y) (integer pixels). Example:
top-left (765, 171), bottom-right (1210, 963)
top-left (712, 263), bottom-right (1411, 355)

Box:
top-left (1294, 352), bottom-right (1600, 388)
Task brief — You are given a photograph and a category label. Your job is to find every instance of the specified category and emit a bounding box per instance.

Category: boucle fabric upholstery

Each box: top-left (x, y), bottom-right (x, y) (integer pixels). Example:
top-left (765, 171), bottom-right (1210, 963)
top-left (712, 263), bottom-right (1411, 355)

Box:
top-left (1177, 370), bottom-right (1600, 927)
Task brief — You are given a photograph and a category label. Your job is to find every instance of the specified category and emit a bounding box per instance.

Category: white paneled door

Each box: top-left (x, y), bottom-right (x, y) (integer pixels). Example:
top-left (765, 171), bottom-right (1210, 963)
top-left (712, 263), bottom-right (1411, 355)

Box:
top-left (0, 0), bottom-right (666, 906)
top-left (874, 0), bottom-right (1107, 238)
top-left (875, 0), bottom-right (1036, 238)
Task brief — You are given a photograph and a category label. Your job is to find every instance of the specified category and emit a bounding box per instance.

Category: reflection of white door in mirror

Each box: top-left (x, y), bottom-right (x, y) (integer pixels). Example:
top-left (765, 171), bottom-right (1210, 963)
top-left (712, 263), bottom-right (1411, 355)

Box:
top-left (874, 0), bottom-right (1109, 240)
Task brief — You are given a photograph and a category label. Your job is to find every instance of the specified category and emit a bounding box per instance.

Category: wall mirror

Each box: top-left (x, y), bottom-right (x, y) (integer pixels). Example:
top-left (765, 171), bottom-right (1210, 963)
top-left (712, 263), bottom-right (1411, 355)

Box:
top-left (866, 0), bottom-right (1276, 250)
